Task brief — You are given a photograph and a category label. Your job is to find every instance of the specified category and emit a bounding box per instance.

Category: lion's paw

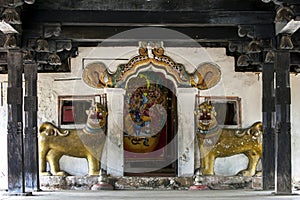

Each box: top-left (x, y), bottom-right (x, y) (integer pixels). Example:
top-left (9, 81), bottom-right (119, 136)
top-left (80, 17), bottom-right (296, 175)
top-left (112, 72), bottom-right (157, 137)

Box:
top-left (52, 171), bottom-right (69, 176)
top-left (237, 170), bottom-right (255, 177)
top-left (88, 170), bottom-right (100, 176)
top-left (201, 169), bottom-right (215, 176)
top-left (255, 171), bottom-right (262, 177)
top-left (40, 171), bottom-right (52, 176)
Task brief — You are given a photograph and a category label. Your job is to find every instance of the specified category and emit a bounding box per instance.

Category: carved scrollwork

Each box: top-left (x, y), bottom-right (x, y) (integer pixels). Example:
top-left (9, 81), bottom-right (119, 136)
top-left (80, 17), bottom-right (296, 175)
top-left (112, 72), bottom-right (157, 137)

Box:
top-left (56, 40), bottom-right (72, 52)
top-left (7, 122), bottom-right (16, 135)
top-left (7, 122), bottom-right (23, 135)
top-left (228, 41), bottom-right (246, 54)
top-left (17, 122), bottom-right (23, 135)
top-left (2, 8), bottom-right (21, 24)
top-left (248, 40), bottom-right (262, 53)
top-left (36, 39), bottom-right (49, 52)
top-left (44, 24), bottom-right (61, 38)
top-left (280, 34), bottom-right (294, 49)
top-left (261, 0), bottom-right (282, 5)
top-left (228, 42), bottom-right (239, 53)
top-left (24, 38), bottom-right (76, 71)
top-left (23, 49), bottom-right (34, 62)
top-left (48, 53), bottom-right (61, 65)
top-left (237, 54), bottom-right (251, 67)
top-left (265, 50), bottom-right (275, 63)
top-left (3, 34), bottom-right (17, 48)
top-left (238, 25), bottom-right (254, 39)
top-left (275, 6), bottom-right (295, 23)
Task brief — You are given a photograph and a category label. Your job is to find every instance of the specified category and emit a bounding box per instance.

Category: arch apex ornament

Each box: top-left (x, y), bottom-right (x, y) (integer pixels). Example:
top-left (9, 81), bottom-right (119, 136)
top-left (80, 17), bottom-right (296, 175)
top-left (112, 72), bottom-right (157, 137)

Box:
top-left (82, 46), bottom-right (221, 90)
top-left (114, 46), bottom-right (191, 87)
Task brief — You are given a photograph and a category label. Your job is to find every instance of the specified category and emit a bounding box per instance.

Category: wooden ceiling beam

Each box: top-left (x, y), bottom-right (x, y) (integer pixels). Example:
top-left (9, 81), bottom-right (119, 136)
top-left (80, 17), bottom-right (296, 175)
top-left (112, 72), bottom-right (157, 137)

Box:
top-left (31, 0), bottom-right (274, 12)
top-left (22, 10), bottom-right (275, 26)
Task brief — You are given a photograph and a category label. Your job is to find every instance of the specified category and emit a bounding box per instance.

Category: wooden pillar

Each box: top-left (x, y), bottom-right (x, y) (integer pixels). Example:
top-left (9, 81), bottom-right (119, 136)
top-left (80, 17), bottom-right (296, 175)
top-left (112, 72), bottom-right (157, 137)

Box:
top-left (262, 62), bottom-right (275, 190)
top-left (7, 49), bottom-right (27, 194)
top-left (24, 62), bottom-right (39, 192)
top-left (274, 50), bottom-right (292, 194)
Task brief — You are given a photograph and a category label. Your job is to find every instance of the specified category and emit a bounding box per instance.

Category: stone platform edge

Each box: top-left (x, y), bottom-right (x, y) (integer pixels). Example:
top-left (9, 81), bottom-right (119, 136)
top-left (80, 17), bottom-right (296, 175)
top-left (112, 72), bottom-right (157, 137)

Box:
top-left (40, 175), bottom-right (262, 190)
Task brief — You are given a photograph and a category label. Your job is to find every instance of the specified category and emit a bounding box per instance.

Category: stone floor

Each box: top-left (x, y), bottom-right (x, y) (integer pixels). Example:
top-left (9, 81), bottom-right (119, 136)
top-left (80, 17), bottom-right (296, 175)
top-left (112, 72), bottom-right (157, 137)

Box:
top-left (1, 190), bottom-right (300, 200)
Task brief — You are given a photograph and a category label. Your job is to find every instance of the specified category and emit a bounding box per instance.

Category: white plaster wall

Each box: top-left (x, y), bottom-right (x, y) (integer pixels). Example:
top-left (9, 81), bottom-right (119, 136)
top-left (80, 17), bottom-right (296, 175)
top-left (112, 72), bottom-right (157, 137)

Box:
top-left (1, 46), bottom-right (300, 188)
top-left (0, 77), bottom-right (7, 189)
top-left (291, 75), bottom-right (300, 182)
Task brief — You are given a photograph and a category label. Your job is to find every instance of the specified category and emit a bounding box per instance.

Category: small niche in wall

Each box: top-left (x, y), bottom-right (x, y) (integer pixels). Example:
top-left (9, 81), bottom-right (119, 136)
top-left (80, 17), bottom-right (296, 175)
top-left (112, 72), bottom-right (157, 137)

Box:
top-left (196, 95), bottom-right (242, 128)
top-left (58, 95), bottom-right (95, 128)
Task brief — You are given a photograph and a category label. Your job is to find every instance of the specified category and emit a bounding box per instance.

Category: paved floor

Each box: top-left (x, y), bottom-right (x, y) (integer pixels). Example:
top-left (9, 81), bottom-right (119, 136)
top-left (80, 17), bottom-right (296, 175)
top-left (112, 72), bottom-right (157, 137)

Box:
top-left (1, 190), bottom-right (300, 200)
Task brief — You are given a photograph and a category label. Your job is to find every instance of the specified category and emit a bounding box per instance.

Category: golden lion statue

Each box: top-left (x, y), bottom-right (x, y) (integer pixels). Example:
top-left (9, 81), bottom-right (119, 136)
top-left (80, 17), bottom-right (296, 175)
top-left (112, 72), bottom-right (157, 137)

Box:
top-left (195, 101), bottom-right (262, 177)
top-left (38, 103), bottom-right (107, 176)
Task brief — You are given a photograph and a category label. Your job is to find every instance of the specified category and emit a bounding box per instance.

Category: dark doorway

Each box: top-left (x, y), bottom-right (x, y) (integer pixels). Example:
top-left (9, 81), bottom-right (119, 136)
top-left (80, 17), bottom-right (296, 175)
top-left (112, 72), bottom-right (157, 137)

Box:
top-left (123, 71), bottom-right (178, 176)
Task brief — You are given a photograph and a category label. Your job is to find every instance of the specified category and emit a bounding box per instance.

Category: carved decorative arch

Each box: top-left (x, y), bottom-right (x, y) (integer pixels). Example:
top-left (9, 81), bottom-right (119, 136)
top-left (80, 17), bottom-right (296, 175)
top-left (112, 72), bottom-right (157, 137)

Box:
top-left (82, 47), bottom-right (221, 90)
top-left (113, 47), bottom-right (192, 88)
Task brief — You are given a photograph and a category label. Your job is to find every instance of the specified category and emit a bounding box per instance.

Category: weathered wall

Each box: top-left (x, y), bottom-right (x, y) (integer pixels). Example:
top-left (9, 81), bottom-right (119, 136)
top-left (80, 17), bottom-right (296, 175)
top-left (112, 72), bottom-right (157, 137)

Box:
top-left (0, 80), bottom-right (7, 189)
top-left (0, 46), bottom-right (299, 188)
top-left (291, 75), bottom-right (300, 181)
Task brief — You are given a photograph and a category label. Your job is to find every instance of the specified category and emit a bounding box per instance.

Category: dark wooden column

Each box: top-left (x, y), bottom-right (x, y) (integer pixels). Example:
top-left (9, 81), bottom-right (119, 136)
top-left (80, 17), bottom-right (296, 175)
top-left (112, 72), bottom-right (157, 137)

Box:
top-left (274, 50), bottom-right (292, 194)
top-left (262, 62), bottom-right (275, 190)
top-left (24, 62), bottom-right (39, 192)
top-left (7, 49), bottom-right (27, 194)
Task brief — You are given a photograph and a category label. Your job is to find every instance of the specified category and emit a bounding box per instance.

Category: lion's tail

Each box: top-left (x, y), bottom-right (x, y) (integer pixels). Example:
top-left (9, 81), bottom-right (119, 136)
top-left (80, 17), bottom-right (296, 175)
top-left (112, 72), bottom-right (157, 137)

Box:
top-left (235, 121), bottom-right (263, 138)
top-left (247, 121), bottom-right (263, 136)
top-left (39, 122), bottom-right (70, 137)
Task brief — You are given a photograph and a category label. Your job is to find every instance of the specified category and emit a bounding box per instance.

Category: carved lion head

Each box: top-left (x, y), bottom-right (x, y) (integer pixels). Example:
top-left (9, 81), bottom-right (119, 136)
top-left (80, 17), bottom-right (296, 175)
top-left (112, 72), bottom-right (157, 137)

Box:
top-left (86, 103), bottom-right (108, 130)
top-left (195, 101), bottom-right (218, 131)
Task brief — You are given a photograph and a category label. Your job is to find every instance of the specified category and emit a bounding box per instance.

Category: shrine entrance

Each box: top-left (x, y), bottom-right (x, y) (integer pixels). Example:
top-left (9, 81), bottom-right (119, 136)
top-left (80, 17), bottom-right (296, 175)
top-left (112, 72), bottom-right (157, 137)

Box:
top-left (123, 71), bottom-right (178, 176)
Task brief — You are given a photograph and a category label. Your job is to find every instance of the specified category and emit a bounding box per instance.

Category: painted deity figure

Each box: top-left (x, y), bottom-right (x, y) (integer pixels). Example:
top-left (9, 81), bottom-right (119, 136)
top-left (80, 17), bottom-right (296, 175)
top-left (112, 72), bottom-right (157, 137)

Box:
top-left (128, 86), bottom-right (165, 137)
